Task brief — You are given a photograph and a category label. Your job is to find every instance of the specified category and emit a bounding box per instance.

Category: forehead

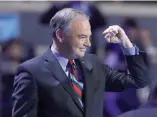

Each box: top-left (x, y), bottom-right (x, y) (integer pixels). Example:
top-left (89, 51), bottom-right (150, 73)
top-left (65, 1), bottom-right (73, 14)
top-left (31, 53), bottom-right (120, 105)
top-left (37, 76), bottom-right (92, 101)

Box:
top-left (70, 17), bottom-right (91, 35)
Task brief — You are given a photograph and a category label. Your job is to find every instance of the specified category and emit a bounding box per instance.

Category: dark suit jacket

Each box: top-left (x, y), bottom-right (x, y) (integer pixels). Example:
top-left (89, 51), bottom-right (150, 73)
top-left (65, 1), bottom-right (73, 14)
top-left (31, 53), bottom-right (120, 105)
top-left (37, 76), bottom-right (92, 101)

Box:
top-left (12, 48), bottom-right (148, 117)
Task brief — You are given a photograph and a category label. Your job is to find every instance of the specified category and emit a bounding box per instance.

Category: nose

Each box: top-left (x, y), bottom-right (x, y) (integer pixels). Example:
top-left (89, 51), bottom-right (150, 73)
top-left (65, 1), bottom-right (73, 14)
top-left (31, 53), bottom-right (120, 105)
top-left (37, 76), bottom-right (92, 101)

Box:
top-left (84, 38), bottom-right (91, 47)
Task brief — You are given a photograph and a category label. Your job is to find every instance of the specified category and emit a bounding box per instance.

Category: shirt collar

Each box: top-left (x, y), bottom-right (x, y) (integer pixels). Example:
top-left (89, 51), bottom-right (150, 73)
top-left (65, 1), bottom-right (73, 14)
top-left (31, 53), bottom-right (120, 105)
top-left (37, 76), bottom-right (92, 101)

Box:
top-left (51, 45), bottom-right (69, 72)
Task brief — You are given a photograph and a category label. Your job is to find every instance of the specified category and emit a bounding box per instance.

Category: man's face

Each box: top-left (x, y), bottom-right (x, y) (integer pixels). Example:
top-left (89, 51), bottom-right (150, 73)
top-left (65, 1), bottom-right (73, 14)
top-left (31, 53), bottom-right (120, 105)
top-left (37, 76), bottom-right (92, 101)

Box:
top-left (63, 17), bottom-right (92, 59)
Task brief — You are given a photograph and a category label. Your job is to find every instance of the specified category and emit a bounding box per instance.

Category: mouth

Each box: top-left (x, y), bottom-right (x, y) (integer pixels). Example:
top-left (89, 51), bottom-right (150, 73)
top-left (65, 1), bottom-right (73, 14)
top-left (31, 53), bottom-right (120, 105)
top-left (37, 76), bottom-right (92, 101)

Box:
top-left (80, 49), bottom-right (86, 52)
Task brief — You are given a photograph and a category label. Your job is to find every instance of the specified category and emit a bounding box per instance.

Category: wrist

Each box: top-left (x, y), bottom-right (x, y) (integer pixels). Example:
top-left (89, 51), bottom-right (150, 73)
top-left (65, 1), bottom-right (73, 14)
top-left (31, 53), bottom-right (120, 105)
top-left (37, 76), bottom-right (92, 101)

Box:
top-left (121, 37), bottom-right (133, 48)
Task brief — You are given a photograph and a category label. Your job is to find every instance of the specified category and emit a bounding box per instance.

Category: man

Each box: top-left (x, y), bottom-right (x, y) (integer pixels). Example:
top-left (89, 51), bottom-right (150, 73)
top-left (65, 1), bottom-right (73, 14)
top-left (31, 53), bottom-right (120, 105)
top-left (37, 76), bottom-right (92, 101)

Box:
top-left (12, 8), bottom-right (148, 117)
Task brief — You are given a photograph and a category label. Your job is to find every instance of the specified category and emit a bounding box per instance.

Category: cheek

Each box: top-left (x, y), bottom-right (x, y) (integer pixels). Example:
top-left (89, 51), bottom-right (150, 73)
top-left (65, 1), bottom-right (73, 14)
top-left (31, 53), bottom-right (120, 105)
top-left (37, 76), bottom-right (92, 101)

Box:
top-left (71, 43), bottom-right (81, 53)
top-left (76, 39), bottom-right (85, 46)
top-left (70, 37), bottom-right (85, 50)
top-left (71, 40), bottom-right (80, 47)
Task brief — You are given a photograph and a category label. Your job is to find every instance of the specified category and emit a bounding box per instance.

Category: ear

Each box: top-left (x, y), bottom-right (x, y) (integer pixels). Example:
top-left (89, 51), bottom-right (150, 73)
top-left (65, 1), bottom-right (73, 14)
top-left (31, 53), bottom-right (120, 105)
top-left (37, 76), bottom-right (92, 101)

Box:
top-left (56, 29), bottom-right (65, 42)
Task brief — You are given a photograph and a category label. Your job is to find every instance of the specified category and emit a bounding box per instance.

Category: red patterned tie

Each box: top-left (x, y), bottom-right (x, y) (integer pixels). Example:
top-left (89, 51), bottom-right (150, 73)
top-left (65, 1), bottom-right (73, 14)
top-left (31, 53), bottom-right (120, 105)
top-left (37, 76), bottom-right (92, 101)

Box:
top-left (68, 60), bottom-right (82, 97)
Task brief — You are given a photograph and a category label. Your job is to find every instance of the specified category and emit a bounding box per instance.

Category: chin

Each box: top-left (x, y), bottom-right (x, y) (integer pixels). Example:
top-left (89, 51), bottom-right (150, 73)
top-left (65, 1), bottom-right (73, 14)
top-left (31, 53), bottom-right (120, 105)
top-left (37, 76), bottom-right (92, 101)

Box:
top-left (77, 53), bottom-right (85, 58)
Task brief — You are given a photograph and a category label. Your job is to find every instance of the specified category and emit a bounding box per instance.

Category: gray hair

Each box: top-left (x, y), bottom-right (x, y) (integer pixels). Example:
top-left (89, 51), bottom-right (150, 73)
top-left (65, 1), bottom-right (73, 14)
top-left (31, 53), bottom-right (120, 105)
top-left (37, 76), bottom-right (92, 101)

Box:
top-left (49, 8), bottom-right (89, 39)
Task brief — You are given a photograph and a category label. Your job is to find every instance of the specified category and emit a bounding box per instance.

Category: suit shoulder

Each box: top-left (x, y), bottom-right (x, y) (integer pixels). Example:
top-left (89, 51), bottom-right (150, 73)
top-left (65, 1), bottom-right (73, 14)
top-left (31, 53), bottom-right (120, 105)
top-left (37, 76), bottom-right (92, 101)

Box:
top-left (17, 55), bottom-right (44, 75)
top-left (84, 53), bottom-right (100, 62)
top-left (20, 55), bottom-right (43, 68)
top-left (85, 53), bottom-right (109, 70)
top-left (83, 53), bottom-right (104, 70)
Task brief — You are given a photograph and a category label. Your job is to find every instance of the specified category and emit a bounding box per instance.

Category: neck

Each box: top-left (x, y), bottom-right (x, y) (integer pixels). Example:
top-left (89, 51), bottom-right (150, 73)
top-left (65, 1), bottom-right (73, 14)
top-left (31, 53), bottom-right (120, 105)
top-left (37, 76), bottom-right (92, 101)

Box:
top-left (52, 43), bottom-right (74, 59)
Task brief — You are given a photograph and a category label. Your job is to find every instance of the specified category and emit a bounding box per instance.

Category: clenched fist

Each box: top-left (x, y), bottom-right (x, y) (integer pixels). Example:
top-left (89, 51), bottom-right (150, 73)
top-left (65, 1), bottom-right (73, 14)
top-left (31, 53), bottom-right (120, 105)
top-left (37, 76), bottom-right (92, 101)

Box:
top-left (103, 25), bottom-right (133, 48)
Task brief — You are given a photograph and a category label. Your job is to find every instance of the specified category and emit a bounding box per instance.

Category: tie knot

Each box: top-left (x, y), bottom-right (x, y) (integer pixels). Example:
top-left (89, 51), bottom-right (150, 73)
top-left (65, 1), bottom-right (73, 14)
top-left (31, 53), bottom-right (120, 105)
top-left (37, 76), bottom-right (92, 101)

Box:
top-left (69, 59), bottom-right (75, 66)
top-left (68, 59), bottom-right (77, 70)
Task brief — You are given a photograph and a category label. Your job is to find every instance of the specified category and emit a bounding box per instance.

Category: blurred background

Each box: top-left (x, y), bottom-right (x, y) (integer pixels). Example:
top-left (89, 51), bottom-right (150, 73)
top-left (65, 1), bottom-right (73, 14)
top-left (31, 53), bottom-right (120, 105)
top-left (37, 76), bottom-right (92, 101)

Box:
top-left (0, 1), bottom-right (157, 117)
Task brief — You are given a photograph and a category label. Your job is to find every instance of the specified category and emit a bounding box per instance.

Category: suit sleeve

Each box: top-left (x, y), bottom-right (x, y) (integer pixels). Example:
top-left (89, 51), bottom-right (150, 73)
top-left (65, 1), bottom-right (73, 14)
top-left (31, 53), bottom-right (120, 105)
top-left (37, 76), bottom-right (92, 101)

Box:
top-left (12, 66), bottom-right (38, 117)
top-left (105, 52), bottom-right (149, 92)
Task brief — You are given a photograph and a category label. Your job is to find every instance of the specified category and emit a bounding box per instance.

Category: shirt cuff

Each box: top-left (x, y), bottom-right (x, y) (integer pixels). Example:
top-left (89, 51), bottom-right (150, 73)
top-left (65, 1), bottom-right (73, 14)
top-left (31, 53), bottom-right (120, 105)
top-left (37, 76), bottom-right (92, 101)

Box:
top-left (121, 44), bottom-right (139, 55)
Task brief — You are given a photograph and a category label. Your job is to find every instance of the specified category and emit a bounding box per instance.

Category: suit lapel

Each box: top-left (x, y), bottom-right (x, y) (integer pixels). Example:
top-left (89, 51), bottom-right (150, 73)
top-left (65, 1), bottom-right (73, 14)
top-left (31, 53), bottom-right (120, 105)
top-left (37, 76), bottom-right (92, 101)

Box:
top-left (43, 48), bottom-right (83, 112)
top-left (79, 55), bottom-right (97, 117)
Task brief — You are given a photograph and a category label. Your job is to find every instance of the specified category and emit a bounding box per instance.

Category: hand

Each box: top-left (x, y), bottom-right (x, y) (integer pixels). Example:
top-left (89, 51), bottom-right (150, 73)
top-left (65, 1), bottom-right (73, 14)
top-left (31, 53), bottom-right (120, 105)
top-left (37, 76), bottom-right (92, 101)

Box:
top-left (103, 25), bottom-right (133, 48)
